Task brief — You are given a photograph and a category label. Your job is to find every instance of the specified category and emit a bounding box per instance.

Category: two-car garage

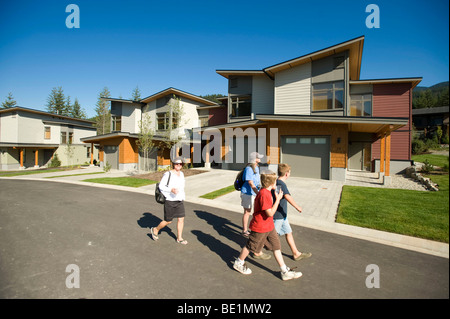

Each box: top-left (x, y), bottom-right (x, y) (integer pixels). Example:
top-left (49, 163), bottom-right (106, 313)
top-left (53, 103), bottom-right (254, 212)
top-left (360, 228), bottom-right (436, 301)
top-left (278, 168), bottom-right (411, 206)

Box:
top-left (280, 136), bottom-right (330, 179)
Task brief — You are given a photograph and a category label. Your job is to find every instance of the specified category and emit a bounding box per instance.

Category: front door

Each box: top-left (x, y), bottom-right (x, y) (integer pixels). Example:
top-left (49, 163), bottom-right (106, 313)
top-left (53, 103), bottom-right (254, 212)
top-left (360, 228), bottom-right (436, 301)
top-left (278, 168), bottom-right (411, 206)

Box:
top-left (348, 142), bottom-right (371, 171)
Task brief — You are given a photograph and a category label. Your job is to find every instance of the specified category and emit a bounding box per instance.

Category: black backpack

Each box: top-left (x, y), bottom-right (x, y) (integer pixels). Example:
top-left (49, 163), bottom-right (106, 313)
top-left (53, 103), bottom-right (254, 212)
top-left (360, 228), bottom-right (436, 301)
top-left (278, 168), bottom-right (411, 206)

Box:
top-left (234, 165), bottom-right (251, 191)
top-left (155, 171), bottom-right (171, 204)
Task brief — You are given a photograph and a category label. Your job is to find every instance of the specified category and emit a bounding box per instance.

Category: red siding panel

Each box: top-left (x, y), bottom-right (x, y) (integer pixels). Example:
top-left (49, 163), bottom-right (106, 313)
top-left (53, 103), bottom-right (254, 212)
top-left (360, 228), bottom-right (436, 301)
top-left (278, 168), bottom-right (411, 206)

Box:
top-left (371, 83), bottom-right (412, 161)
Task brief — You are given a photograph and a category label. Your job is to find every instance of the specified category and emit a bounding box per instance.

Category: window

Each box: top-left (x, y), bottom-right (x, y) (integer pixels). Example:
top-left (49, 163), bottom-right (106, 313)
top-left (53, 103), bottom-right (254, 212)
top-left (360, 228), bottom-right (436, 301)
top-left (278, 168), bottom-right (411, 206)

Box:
top-left (157, 112), bottom-right (179, 130)
top-left (112, 116), bottom-right (122, 131)
top-left (157, 113), bottom-right (168, 130)
top-left (314, 138), bottom-right (327, 144)
top-left (44, 127), bottom-right (51, 139)
top-left (350, 94), bottom-right (372, 116)
top-left (199, 116), bottom-right (209, 127)
top-left (285, 138), bottom-right (297, 144)
top-left (299, 138), bottom-right (311, 144)
top-left (61, 132), bottom-right (67, 144)
top-left (312, 81), bottom-right (344, 111)
top-left (68, 132), bottom-right (73, 144)
top-left (230, 95), bottom-right (251, 117)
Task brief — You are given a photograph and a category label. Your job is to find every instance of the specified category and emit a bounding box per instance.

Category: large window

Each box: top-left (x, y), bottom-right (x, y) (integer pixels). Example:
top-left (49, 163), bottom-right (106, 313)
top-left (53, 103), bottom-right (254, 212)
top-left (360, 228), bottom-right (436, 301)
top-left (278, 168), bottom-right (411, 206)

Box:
top-left (350, 94), bottom-right (372, 116)
top-left (157, 112), bottom-right (179, 131)
top-left (230, 95), bottom-right (251, 117)
top-left (312, 81), bottom-right (344, 111)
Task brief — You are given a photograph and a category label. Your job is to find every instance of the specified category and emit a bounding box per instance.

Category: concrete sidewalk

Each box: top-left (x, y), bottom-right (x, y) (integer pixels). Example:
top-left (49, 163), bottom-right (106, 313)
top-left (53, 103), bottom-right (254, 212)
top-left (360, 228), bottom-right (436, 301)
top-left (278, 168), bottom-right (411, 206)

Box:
top-left (2, 165), bottom-right (448, 258)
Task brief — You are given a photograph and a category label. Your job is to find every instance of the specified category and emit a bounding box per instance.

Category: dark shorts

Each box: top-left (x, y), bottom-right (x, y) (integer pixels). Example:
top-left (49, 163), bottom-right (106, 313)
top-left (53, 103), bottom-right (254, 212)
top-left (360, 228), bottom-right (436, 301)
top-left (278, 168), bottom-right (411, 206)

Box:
top-left (163, 200), bottom-right (185, 222)
top-left (246, 228), bottom-right (281, 253)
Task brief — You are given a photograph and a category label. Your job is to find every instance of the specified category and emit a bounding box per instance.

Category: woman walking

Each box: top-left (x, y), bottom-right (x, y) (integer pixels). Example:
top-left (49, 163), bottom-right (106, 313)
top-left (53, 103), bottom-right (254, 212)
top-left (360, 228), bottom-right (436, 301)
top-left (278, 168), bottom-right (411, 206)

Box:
top-left (151, 157), bottom-right (188, 244)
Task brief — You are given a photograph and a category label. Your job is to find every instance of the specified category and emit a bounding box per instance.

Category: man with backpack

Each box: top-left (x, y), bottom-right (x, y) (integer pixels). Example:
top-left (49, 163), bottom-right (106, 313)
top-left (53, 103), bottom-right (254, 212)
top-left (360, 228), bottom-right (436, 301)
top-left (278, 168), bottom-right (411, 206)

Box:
top-left (239, 152), bottom-right (263, 238)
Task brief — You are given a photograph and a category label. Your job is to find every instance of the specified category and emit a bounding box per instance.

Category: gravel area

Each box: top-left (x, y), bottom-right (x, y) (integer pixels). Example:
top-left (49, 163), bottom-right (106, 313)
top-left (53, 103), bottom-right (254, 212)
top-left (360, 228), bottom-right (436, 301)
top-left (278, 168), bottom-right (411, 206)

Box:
top-left (344, 170), bottom-right (428, 191)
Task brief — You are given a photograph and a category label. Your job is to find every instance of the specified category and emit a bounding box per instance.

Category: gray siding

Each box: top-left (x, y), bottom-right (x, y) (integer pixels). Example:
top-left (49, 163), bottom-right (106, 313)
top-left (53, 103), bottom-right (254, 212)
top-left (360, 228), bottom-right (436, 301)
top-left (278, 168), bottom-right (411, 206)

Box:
top-left (274, 62), bottom-right (311, 115)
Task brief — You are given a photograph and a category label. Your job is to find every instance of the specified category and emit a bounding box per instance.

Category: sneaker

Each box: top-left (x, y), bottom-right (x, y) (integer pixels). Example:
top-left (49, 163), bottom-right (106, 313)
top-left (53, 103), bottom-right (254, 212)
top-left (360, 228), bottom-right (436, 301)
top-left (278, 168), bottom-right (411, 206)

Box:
top-left (150, 227), bottom-right (158, 241)
top-left (281, 267), bottom-right (302, 281)
top-left (294, 252), bottom-right (312, 261)
top-left (252, 252), bottom-right (271, 260)
top-left (233, 259), bottom-right (252, 275)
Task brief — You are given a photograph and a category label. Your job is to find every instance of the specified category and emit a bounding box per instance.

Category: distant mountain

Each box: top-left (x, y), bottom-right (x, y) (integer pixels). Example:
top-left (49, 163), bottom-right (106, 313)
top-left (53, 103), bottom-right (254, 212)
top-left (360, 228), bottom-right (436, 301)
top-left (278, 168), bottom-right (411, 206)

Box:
top-left (413, 81), bottom-right (449, 109)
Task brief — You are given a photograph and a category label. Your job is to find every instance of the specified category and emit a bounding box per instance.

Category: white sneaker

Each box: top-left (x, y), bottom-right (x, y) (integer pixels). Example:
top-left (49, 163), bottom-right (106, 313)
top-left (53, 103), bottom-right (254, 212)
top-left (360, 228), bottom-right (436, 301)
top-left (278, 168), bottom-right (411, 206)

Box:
top-left (281, 267), bottom-right (302, 281)
top-left (233, 259), bottom-right (252, 275)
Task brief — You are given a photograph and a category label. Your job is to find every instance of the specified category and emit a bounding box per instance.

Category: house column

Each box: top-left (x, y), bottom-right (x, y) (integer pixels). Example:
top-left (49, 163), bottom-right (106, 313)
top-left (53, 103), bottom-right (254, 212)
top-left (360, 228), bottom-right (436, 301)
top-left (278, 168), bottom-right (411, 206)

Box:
top-left (204, 140), bottom-right (211, 169)
top-left (90, 143), bottom-right (94, 166)
top-left (34, 149), bottom-right (39, 168)
top-left (19, 148), bottom-right (24, 169)
top-left (385, 131), bottom-right (391, 177)
top-left (379, 135), bottom-right (385, 176)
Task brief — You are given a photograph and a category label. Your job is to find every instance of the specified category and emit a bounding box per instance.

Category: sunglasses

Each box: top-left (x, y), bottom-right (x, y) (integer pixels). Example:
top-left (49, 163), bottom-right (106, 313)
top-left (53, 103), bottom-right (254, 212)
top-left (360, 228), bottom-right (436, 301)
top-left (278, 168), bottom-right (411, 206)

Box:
top-left (174, 163), bottom-right (183, 166)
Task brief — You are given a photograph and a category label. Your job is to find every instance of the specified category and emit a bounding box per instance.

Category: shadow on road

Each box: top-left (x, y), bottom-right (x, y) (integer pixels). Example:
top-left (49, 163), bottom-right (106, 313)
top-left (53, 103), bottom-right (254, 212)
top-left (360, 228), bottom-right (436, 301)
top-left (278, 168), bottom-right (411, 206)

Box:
top-left (192, 210), bottom-right (277, 277)
top-left (137, 212), bottom-right (177, 241)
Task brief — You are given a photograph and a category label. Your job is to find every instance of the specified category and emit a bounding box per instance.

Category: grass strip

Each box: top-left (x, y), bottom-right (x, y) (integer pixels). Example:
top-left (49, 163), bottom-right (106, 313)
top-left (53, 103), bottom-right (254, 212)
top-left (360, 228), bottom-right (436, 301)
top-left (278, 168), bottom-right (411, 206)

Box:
top-left (82, 177), bottom-right (157, 188)
top-left (200, 185), bottom-right (236, 199)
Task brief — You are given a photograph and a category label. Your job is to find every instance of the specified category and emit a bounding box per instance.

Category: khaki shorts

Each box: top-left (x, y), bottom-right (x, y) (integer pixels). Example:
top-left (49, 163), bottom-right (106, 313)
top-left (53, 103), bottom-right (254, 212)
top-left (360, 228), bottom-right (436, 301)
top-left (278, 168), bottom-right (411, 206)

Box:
top-left (240, 193), bottom-right (255, 210)
top-left (246, 228), bottom-right (281, 253)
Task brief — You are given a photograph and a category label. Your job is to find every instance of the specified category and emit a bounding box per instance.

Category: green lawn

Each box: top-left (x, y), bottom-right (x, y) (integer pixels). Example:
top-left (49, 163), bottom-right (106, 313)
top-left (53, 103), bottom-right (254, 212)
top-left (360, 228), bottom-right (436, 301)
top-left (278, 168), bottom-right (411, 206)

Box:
top-left (200, 185), bottom-right (235, 199)
top-left (412, 154), bottom-right (449, 168)
top-left (0, 168), bottom-right (76, 177)
top-left (82, 177), bottom-right (157, 188)
top-left (336, 174), bottom-right (449, 243)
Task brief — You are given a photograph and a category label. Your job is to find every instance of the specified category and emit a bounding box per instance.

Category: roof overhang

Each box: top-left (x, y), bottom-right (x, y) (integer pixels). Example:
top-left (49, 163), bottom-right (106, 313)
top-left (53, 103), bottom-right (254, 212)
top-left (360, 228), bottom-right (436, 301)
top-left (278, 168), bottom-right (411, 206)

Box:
top-left (263, 36), bottom-right (365, 80)
top-left (201, 114), bottom-right (407, 134)
top-left (350, 77), bottom-right (423, 89)
top-left (139, 87), bottom-right (218, 106)
top-left (0, 143), bottom-right (59, 148)
top-left (215, 70), bottom-right (267, 79)
top-left (255, 114), bottom-right (407, 134)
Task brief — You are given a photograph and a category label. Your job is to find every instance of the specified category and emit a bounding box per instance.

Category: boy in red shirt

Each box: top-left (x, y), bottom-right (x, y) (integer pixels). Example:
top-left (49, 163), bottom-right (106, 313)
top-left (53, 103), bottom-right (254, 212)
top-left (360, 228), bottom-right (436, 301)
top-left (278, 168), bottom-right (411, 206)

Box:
top-left (233, 171), bottom-right (303, 281)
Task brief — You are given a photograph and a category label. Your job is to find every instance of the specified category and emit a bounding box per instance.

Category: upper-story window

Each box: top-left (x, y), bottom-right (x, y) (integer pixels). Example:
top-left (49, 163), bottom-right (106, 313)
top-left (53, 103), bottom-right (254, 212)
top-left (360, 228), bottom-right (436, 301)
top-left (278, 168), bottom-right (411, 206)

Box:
top-left (44, 126), bottom-right (51, 139)
top-left (112, 115), bottom-right (122, 131)
top-left (312, 81), bottom-right (344, 111)
top-left (157, 112), bottom-right (179, 130)
top-left (350, 94), bottom-right (372, 116)
top-left (230, 95), bottom-right (251, 117)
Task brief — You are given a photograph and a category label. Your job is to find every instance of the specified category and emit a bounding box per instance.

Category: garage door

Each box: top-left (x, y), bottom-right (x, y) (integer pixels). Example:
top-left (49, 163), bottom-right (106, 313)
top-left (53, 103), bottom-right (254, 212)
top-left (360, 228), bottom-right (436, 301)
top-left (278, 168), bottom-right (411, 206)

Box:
top-left (281, 136), bottom-right (330, 179)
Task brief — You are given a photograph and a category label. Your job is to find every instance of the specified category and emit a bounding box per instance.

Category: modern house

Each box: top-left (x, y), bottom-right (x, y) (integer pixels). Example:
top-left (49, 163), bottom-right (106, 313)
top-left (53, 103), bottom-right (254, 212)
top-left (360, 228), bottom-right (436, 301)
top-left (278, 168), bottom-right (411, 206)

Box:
top-left (81, 87), bottom-right (227, 171)
top-left (210, 36), bottom-right (422, 181)
top-left (412, 106), bottom-right (449, 138)
top-left (0, 106), bottom-right (98, 170)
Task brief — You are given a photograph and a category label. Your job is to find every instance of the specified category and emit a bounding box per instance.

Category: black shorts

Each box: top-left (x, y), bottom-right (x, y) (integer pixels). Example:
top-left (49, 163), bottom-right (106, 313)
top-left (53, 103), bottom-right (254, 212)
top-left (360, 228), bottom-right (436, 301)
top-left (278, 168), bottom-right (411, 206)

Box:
top-left (164, 200), bottom-right (185, 222)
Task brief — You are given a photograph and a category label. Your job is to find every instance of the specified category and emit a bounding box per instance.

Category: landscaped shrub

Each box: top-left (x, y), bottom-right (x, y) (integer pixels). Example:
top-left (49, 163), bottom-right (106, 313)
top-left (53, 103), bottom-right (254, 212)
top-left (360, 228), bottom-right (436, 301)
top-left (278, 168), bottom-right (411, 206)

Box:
top-left (48, 153), bottom-right (61, 167)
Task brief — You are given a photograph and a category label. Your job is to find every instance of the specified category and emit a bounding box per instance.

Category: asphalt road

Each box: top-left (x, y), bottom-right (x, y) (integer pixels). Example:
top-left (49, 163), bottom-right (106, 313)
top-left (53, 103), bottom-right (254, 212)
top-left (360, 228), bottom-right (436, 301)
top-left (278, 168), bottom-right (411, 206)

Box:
top-left (0, 179), bottom-right (448, 299)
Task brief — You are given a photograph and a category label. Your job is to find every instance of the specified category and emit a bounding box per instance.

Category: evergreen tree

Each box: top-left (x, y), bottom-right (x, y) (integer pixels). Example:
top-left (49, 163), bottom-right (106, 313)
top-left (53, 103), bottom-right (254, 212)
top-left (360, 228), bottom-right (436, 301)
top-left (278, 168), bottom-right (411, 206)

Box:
top-left (131, 86), bottom-right (141, 101)
top-left (95, 87), bottom-right (111, 135)
top-left (46, 87), bottom-right (67, 115)
top-left (70, 98), bottom-right (87, 119)
top-left (1, 92), bottom-right (17, 108)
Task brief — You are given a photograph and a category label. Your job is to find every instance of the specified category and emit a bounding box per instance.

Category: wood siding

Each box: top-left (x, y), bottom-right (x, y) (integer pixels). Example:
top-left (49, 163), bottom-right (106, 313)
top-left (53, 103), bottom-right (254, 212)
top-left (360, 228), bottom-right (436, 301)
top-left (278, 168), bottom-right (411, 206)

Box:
top-left (371, 83), bottom-right (412, 160)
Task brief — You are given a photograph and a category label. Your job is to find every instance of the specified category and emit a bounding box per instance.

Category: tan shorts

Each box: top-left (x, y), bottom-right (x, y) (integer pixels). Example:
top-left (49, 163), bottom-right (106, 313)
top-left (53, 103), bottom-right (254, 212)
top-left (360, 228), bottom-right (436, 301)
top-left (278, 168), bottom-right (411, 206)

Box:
top-left (246, 228), bottom-right (281, 253)
top-left (240, 193), bottom-right (255, 210)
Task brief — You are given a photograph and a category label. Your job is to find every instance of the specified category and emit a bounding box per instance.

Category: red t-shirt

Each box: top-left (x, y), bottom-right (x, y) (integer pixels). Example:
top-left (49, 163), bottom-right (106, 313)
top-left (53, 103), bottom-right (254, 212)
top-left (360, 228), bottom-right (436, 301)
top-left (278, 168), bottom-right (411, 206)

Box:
top-left (249, 188), bottom-right (274, 233)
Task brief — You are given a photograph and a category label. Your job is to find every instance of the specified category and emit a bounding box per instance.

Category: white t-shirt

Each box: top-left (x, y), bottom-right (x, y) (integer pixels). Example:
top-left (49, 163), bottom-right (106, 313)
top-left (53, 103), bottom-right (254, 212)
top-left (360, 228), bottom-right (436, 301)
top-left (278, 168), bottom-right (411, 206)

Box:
top-left (159, 170), bottom-right (185, 201)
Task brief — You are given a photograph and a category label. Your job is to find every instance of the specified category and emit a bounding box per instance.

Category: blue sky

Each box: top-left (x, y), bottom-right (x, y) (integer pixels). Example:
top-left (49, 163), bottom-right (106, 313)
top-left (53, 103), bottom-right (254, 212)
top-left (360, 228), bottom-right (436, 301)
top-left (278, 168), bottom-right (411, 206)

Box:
top-left (0, 0), bottom-right (448, 118)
